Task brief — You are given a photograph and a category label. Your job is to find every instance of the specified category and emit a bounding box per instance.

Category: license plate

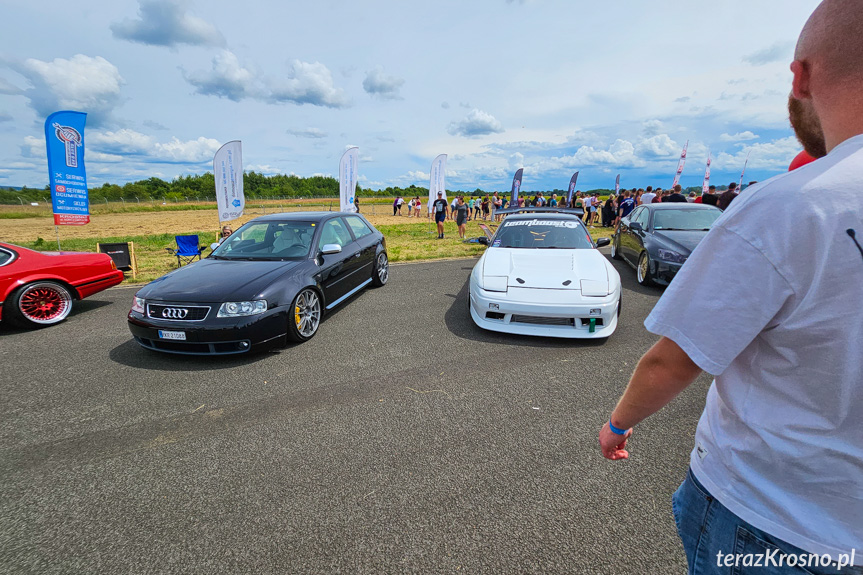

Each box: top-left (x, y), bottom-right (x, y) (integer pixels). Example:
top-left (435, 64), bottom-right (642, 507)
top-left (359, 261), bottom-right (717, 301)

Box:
top-left (158, 330), bottom-right (186, 340)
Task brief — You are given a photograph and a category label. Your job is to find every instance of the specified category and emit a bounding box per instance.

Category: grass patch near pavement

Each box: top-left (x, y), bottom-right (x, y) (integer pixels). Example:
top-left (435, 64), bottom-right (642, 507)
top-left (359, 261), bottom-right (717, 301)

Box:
top-left (12, 211), bottom-right (617, 285)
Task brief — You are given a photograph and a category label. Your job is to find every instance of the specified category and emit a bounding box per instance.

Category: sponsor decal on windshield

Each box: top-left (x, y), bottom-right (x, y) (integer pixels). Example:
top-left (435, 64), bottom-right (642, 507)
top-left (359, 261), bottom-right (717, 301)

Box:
top-left (503, 219), bottom-right (580, 229)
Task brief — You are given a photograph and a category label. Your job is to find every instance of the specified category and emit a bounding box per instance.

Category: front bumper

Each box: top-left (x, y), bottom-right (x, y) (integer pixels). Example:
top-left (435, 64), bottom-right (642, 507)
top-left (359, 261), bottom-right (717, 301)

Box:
top-left (652, 260), bottom-right (684, 286)
top-left (127, 304), bottom-right (288, 355)
top-left (469, 285), bottom-right (619, 339)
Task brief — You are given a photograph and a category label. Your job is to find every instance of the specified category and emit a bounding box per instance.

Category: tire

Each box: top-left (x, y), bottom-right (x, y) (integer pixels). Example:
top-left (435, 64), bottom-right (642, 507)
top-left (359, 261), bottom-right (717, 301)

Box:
top-left (287, 288), bottom-right (322, 343)
top-left (610, 236), bottom-right (623, 260)
top-left (637, 252), bottom-right (655, 286)
top-left (6, 281), bottom-right (74, 328)
top-left (371, 251), bottom-right (388, 287)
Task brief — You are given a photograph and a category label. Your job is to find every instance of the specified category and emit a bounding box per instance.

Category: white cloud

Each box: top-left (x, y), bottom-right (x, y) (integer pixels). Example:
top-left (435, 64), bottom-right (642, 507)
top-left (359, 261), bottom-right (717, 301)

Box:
top-left (720, 131), bottom-right (760, 142)
top-left (17, 55), bottom-right (124, 127)
top-left (712, 137), bottom-right (800, 170)
top-left (88, 129), bottom-right (154, 154)
top-left (448, 109), bottom-right (504, 137)
top-left (153, 136), bottom-right (221, 163)
top-left (183, 51), bottom-right (258, 101)
top-left (111, 0), bottom-right (225, 47)
top-left (636, 134), bottom-right (679, 157)
top-left (286, 127), bottom-right (328, 139)
top-left (362, 66), bottom-right (405, 100)
top-left (743, 42), bottom-right (794, 66)
top-left (0, 77), bottom-right (23, 95)
top-left (268, 60), bottom-right (349, 108)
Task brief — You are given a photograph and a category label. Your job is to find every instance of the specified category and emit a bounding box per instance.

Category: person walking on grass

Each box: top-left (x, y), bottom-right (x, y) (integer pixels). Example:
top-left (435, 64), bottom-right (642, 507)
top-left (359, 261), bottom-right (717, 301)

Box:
top-left (454, 196), bottom-right (469, 239)
top-left (413, 196), bottom-right (421, 218)
top-left (432, 191), bottom-right (449, 239)
top-left (599, 1), bottom-right (863, 572)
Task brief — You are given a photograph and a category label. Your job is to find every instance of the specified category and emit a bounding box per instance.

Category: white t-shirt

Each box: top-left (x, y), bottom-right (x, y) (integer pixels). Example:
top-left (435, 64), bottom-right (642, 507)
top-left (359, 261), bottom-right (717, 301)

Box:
top-left (645, 134), bottom-right (863, 564)
top-left (641, 192), bottom-right (656, 205)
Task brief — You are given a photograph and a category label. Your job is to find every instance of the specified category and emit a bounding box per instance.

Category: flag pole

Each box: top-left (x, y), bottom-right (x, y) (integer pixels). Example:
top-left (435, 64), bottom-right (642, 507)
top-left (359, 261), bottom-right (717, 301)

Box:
top-left (55, 225), bottom-right (61, 251)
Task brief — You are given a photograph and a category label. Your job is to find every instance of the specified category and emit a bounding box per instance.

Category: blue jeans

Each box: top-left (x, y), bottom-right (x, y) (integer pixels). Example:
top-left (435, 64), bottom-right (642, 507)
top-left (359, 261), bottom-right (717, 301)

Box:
top-left (672, 468), bottom-right (862, 574)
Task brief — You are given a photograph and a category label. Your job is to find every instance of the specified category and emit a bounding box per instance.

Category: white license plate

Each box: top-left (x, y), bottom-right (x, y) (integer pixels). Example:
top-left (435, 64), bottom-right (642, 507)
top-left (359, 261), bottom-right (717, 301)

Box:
top-left (158, 330), bottom-right (186, 340)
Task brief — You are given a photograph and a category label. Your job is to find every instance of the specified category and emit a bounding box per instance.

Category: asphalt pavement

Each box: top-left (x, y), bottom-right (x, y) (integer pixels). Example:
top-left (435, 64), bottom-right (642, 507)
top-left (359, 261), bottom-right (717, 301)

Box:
top-left (0, 253), bottom-right (711, 574)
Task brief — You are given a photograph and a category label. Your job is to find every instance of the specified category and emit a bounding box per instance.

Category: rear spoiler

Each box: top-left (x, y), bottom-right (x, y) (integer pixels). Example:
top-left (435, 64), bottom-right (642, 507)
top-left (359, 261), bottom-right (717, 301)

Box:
top-left (495, 206), bottom-right (585, 217)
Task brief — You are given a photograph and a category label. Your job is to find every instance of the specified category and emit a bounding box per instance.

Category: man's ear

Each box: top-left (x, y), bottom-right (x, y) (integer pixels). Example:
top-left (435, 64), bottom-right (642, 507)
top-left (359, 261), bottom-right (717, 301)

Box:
top-left (790, 60), bottom-right (811, 99)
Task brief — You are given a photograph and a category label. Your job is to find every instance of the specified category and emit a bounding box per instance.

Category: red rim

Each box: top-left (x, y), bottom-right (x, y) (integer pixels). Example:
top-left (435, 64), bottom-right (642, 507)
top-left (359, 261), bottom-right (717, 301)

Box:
top-left (19, 285), bottom-right (71, 322)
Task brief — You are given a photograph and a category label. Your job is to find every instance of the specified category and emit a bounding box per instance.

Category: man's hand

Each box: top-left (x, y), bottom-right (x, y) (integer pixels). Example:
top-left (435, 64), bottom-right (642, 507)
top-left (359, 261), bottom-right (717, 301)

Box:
top-left (599, 422), bottom-right (632, 460)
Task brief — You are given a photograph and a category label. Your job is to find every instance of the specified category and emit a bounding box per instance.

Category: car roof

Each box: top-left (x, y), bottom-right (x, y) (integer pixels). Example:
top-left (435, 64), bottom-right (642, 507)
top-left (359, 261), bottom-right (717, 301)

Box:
top-left (248, 211), bottom-right (357, 223)
top-left (641, 203), bottom-right (720, 211)
top-left (504, 211), bottom-right (583, 221)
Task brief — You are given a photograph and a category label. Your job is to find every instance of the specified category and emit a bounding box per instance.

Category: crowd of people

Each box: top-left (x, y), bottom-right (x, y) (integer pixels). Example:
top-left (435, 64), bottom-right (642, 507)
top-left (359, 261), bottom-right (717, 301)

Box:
top-left (389, 181), bottom-right (752, 234)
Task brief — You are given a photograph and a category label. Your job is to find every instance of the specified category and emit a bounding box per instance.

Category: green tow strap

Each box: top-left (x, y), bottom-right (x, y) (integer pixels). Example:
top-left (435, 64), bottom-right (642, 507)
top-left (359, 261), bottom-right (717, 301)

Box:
top-left (589, 318), bottom-right (596, 333)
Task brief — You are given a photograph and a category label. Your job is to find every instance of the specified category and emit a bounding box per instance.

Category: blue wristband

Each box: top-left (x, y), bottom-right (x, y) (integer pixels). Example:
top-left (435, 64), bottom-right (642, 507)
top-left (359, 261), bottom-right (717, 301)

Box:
top-left (608, 421), bottom-right (629, 435)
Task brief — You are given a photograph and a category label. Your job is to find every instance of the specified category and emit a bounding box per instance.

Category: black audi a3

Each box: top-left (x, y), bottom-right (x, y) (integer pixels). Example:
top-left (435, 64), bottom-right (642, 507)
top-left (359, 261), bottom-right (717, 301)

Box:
top-left (610, 203), bottom-right (722, 286)
top-left (128, 212), bottom-right (388, 354)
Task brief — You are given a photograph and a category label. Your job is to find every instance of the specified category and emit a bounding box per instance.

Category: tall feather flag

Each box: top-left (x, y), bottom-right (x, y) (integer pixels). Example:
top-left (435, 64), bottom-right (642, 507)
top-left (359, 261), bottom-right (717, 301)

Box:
top-left (672, 140), bottom-right (689, 188)
top-left (214, 140), bottom-right (244, 223)
top-left (566, 172), bottom-right (579, 204)
top-left (428, 154), bottom-right (447, 212)
top-left (339, 147), bottom-right (359, 212)
top-left (738, 150), bottom-right (751, 191)
top-left (702, 152), bottom-right (712, 196)
top-left (509, 168), bottom-right (523, 207)
top-left (614, 174), bottom-right (620, 195)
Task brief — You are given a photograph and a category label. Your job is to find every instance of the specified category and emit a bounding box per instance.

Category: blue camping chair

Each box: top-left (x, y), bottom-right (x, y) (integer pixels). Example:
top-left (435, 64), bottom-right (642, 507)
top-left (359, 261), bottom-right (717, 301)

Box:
top-left (166, 235), bottom-right (204, 268)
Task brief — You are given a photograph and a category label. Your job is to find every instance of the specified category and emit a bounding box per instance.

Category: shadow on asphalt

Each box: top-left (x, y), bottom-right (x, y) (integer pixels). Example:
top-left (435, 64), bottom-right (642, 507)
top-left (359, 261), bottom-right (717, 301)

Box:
top-left (444, 275), bottom-right (607, 348)
top-left (105, 286), bottom-right (378, 370)
top-left (0, 298), bottom-right (115, 337)
top-left (108, 339), bottom-right (276, 370)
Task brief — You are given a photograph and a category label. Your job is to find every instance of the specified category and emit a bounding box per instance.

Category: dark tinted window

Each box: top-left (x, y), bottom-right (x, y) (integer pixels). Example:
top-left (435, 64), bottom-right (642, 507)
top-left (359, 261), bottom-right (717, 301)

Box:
top-left (344, 216), bottom-right (373, 239)
top-left (0, 248), bottom-right (14, 266)
top-left (493, 218), bottom-right (593, 249)
top-left (652, 209), bottom-right (721, 231)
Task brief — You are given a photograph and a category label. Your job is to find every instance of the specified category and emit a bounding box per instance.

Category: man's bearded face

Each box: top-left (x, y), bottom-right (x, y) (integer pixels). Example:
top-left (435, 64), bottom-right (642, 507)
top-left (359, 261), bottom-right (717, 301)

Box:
top-left (788, 94), bottom-right (827, 158)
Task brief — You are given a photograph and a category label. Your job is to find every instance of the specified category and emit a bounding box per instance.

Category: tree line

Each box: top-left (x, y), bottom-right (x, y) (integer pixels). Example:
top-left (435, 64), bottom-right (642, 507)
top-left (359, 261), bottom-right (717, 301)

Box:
top-left (0, 172), bottom-right (712, 205)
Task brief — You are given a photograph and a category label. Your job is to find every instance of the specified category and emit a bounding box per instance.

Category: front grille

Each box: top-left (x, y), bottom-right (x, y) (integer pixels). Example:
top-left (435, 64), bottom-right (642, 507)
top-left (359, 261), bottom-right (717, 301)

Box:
top-left (511, 315), bottom-right (575, 326)
top-left (146, 304), bottom-right (210, 321)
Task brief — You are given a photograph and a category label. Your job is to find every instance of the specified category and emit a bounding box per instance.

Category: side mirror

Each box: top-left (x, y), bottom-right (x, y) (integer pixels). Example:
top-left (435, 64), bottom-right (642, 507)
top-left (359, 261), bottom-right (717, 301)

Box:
top-left (477, 236), bottom-right (490, 245)
top-left (595, 238), bottom-right (610, 247)
top-left (629, 222), bottom-right (643, 232)
top-left (210, 243), bottom-right (220, 250)
top-left (321, 243), bottom-right (342, 255)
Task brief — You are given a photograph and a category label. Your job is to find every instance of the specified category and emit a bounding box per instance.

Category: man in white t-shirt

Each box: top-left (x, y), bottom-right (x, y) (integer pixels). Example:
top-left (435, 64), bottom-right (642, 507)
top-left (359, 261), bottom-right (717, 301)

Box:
top-left (641, 186), bottom-right (657, 205)
top-left (599, 1), bottom-right (863, 571)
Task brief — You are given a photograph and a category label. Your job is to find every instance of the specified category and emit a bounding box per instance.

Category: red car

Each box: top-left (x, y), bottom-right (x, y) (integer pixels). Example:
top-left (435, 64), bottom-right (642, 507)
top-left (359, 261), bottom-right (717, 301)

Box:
top-left (0, 242), bottom-right (125, 328)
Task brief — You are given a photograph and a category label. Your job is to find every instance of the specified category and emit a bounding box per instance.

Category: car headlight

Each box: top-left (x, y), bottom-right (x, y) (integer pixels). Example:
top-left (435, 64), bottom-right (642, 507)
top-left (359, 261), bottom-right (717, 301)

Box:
top-left (218, 300), bottom-right (268, 317)
top-left (482, 276), bottom-right (508, 293)
top-left (132, 296), bottom-right (145, 314)
top-left (657, 249), bottom-right (688, 264)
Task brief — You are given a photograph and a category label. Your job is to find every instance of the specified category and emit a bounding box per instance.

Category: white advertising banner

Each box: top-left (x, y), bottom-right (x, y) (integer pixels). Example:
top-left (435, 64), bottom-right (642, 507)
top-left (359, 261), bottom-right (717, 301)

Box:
top-left (672, 140), bottom-right (689, 188)
top-left (428, 154), bottom-right (447, 213)
top-left (339, 147), bottom-right (359, 212)
top-left (214, 140), bottom-right (244, 222)
top-left (702, 152), bottom-right (712, 195)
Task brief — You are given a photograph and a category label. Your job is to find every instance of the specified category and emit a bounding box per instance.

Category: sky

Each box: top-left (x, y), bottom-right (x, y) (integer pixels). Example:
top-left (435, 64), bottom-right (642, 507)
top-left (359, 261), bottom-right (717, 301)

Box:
top-left (0, 0), bottom-right (821, 193)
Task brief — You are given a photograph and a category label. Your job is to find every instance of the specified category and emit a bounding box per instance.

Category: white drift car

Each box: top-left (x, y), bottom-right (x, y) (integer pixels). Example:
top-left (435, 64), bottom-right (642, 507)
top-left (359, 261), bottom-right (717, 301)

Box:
top-left (468, 210), bottom-right (621, 339)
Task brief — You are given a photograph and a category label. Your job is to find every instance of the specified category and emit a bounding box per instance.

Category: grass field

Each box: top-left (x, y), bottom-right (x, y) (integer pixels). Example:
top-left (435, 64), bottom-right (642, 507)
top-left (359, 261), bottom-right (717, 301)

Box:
top-left (4, 207), bottom-right (615, 284)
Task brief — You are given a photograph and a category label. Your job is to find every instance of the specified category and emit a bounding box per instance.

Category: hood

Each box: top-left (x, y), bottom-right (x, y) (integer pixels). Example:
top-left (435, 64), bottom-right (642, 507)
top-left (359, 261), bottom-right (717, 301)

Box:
top-left (482, 248), bottom-right (608, 291)
top-left (138, 258), bottom-right (302, 302)
top-left (651, 230), bottom-right (709, 254)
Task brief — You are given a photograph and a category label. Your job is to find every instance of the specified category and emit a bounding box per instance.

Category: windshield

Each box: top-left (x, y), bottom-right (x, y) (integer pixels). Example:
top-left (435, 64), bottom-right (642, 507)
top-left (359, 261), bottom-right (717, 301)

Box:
top-left (492, 218), bottom-right (594, 249)
top-left (211, 221), bottom-right (316, 260)
top-left (652, 209), bottom-right (721, 231)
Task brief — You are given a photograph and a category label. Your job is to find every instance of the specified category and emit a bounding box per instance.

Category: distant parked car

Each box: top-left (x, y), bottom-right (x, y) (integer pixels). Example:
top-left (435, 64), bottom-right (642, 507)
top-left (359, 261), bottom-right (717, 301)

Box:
top-left (611, 203), bottom-right (723, 286)
top-left (127, 212), bottom-right (388, 354)
top-left (0, 242), bottom-right (124, 328)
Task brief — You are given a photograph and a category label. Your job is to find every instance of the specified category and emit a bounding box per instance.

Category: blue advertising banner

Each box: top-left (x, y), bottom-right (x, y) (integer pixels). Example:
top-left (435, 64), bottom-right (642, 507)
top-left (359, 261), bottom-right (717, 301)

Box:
top-left (45, 111), bottom-right (89, 225)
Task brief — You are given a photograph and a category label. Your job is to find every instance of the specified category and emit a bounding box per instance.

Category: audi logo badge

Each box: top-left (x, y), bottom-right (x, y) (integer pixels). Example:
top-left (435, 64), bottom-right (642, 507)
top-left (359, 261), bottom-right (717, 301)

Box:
top-left (161, 307), bottom-right (189, 319)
